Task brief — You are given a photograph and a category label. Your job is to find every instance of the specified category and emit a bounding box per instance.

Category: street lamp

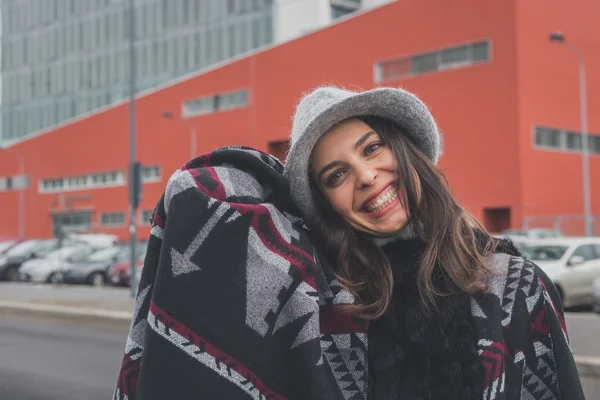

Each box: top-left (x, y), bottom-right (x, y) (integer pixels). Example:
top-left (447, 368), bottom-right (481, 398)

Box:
top-left (0, 146), bottom-right (25, 240)
top-left (549, 32), bottom-right (593, 236)
top-left (162, 111), bottom-right (198, 160)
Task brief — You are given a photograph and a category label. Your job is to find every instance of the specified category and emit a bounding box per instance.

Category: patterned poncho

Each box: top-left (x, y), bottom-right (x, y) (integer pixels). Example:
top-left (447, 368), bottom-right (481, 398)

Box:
top-left (113, 147), bottom-right (583, 400)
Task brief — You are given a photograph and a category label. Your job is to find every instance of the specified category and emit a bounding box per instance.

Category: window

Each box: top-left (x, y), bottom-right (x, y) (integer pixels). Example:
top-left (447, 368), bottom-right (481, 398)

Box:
top-left (183, 88), bottom-right (250, 117)
top-left (331, 5), bottom-right (357, 19)
top-left (52, 212), bottom-right (93, 233)
top-left (534, 126), bottom-right (600, 154)
top-left (571, 245), bottom-right (597, 262)
top-left (566, 131), bottom-right (582, 151)
top-left (534, 127), bottom-right (562, 149)
top-left (440, 45), bottom-right (470, 68)
top-left (590, 136), bottom-right (600, 154)
top-left (140, 209), bottom-right (154, 226)
top-left (375, 40), bottom-right (491, 82)
top-left (217, 89), bottom-right (249, 111)
top-left (183, 95), bottom-right (216, 116)
top-left (100, 212), bottom-right (126, 227)
top-left (472, 41), bottom-right (489, 62)
top-left (141, 165), bottom-right (161, 182)
top-left (411, 52), bottom-right (438, 74)
top-left (11, 175), bottom-right (30, 190)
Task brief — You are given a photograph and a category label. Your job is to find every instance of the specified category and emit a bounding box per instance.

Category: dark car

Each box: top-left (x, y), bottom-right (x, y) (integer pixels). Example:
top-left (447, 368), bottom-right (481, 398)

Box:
top-left (63, 243), bottom-right (146, 287)
top-left (108, 249), bottom-right (147, 287)
top-left (0, 239), bottom-right (63, 281)
top-left (61, 246), bottom-right (124, 286)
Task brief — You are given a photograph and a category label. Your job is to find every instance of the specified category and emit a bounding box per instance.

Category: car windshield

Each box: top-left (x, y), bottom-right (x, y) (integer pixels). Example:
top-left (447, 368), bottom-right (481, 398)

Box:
top-left (5, 240), bottom-right (41, 256)
top-left (521, 245), bottom-right (569, 261)
top-left (87, 247), bottom-right (122, 262)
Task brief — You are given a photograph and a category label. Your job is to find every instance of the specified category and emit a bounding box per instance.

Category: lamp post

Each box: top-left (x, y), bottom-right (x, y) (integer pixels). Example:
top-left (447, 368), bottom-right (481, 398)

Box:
top-left (128, 0), bottom-right (138, 297)
top-left (162, 111), bottom-right (197, 160)
top-left (1, 146), bottom-right (25, 240)
top-left (549, 32), bottom-right (593, 236)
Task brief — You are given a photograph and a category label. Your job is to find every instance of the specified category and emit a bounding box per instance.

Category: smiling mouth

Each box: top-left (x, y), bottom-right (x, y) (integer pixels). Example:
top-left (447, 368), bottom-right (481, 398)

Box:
top-left (363, 186), bottom-right (398, 213)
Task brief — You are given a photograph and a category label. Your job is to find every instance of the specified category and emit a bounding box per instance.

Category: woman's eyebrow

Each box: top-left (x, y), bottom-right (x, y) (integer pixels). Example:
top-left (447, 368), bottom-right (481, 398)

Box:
top-left (354, 131), bottom-right (377, 150)
top-left (317, 161), bottom-right (344, 182)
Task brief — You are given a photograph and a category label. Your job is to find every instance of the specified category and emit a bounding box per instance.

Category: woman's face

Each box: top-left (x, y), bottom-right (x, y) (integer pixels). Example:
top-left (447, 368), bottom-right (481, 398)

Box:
top-left (311, 119), bottom-right (409, 237)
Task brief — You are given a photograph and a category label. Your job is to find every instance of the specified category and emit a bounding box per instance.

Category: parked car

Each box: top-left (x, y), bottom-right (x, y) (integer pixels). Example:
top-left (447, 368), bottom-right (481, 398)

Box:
top-left (502, 228), bottom-right (563, 240)
top-left (593, 276), bottom-right (600, 314)
top-left (521, 237), bottom-right (600, 308)
top-left (62, 244), bottom-right (144, 287)
top-left (0, 239), bottom-right (64, 281)
top-left (66, 233), bottom-right (119, 249)
top-left (19, 244), bottom-right (94, 283)
top-left (108, 249), bottom-right (147, 287)
top-left (0, 240), bottom-right (19, 255)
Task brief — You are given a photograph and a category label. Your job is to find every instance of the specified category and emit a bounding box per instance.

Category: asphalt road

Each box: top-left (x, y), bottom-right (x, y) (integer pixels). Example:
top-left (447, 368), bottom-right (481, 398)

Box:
top-left (565, 311), bottom-right (600, 357)
top-left (0, 314), bottom-right (129, 400)
top-left (0, 284), bottom-right (598, 399)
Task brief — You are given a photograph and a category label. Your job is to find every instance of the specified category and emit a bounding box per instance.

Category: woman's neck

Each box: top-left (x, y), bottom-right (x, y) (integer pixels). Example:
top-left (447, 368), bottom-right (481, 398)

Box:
top-left (370, 224), bottom-right (416, 247)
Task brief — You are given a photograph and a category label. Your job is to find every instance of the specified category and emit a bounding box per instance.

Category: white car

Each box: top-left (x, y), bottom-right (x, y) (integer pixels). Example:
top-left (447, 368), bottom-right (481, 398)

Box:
top-left (19, 245), bottom-right (94, 283)
top-left (593, 276), bottom-right (600, 314)
top-left (502, 228), bottom-right (563, 240)
top-left (521, 237), bottom-right (600, 308)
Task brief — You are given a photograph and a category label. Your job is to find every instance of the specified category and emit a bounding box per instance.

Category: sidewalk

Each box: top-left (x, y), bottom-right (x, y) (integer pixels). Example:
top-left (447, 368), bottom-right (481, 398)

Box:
top-left (0, 282), bottom-right (134, 324)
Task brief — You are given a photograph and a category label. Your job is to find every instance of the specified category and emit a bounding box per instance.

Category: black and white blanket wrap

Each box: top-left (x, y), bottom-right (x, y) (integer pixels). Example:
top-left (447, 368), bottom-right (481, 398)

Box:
top-left (113, 146), bottom-right (583, 400)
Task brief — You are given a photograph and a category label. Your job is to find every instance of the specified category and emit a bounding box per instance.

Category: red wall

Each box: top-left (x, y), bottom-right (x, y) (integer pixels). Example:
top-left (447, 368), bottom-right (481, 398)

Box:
top-left (515, 0), bottom-right (600, 221)
top-left (0, 0), bottom-right (597, 240)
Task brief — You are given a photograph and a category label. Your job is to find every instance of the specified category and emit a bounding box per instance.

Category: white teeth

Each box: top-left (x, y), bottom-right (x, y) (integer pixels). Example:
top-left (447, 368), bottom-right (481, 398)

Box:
top-left (365, 187), bottom-right (397, 212)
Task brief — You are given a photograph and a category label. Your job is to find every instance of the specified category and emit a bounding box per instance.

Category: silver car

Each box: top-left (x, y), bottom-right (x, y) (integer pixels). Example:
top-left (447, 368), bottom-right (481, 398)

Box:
top-left (593, 276), bottom-right (600, 314)
top-left (521, 237), bottom-right (600, 308)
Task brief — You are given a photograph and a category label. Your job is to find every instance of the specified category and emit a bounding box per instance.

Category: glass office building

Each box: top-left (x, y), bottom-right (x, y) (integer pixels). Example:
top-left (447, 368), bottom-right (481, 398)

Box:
top-left (0, 0), bottom-right (275, 143)
top-left (0, 0), bottom-right (372, 144)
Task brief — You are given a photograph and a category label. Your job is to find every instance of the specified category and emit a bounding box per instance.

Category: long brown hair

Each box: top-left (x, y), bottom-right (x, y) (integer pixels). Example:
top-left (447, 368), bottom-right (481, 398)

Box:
top-left (309, 116), bottom-right (498, 320)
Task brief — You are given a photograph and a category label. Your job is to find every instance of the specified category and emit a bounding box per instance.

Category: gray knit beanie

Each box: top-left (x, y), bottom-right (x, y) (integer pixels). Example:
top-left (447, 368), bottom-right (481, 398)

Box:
top-left (283, 86), bottom-right (442, 228)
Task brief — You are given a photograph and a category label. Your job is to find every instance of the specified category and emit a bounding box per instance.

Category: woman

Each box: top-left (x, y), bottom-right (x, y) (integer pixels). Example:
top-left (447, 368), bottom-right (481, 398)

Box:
top-left (283, 86), bottom-right (584, 399)
top-left (113, 87), bottom-right (583, 400)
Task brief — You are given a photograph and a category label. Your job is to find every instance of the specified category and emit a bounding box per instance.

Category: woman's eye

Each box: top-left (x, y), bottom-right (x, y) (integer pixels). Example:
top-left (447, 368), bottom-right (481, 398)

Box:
top-left (365, 142), bottom-right (382, 156)
top-left (327, 170), bottom-right (346, 186)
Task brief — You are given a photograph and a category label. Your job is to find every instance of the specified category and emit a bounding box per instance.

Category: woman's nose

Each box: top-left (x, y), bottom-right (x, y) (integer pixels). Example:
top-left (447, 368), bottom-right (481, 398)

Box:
top-left (356, 166), bottom-right (378, 188)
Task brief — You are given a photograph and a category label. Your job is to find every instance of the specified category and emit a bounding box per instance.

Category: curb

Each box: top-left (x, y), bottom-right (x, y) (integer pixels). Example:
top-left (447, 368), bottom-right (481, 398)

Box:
top-left (575, 355), bottom-right (600, 379)
top-left (0, 300), bottom-right (132, 326)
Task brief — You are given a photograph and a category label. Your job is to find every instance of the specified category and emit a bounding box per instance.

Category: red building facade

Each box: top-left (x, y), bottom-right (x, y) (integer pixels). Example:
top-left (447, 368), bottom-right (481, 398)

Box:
top-left (1, 0), bottom-right (599, 240)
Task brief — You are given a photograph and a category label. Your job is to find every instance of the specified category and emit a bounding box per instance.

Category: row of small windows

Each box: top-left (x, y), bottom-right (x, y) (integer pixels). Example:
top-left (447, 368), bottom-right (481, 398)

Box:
top-left (40, 171), bottom-right (126, 193)
top-left (0, 175), bottom-right (30, 191)
top-left (534, 126), bottom-right (600, 154)
top-left (38, 165), bottom-right (160, 193)
top-left (2, 0), bottom-right (270, 39)
top-left (375, 40), bottom-right (490, 82)
top-left (3, 17), bottom-right (272, 105)
top-left (183, 88), bottom-right (250, 117)
top-left (51, 209), bottom-right (155, 231)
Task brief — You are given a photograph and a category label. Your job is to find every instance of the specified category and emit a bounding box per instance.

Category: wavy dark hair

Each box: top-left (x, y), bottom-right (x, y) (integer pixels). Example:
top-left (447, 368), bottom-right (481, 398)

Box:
top-left (309, 116), bottom-right (498, 320)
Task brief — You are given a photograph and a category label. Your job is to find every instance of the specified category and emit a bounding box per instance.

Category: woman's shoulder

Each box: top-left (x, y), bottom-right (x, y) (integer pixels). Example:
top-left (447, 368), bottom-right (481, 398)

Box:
top-left (481, 244), bottom-right (560, 307)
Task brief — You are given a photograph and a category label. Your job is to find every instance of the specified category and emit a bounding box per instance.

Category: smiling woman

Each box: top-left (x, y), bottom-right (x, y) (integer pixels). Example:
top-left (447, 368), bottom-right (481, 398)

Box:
top-left (310, 119), bottom-right (407, 236)
top-left (283, 86), bottom-right (585, 399)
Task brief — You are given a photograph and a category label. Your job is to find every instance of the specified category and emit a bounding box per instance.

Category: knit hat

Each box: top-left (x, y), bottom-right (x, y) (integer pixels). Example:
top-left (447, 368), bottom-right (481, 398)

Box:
top-left (283, 86), bottom-right (442, 227)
